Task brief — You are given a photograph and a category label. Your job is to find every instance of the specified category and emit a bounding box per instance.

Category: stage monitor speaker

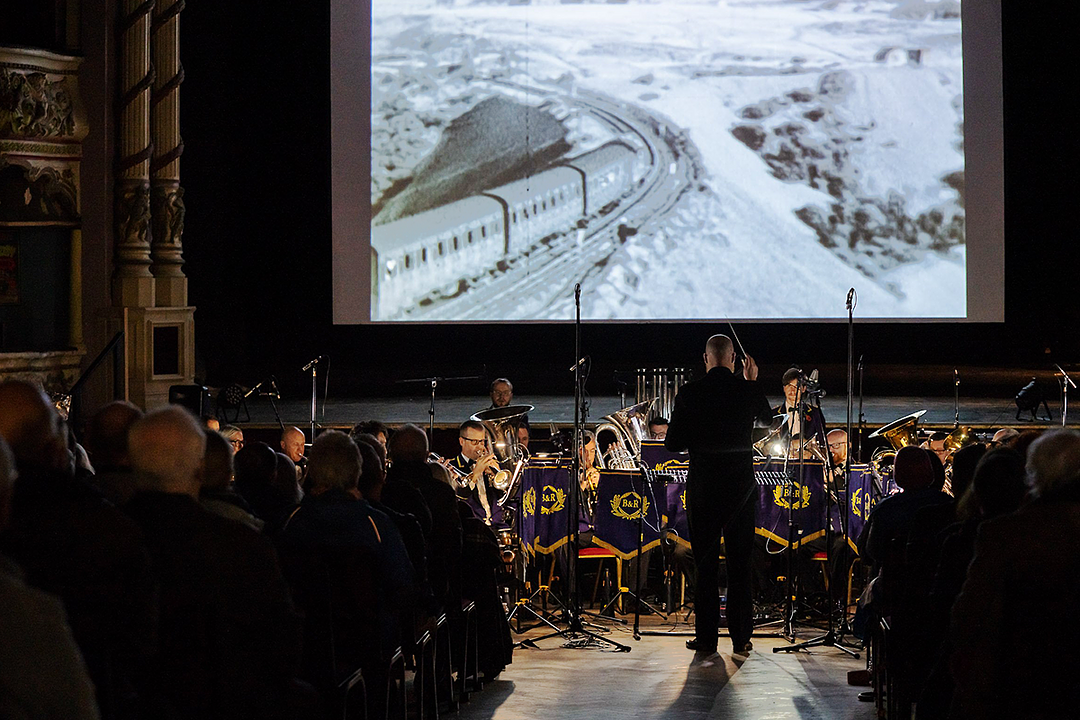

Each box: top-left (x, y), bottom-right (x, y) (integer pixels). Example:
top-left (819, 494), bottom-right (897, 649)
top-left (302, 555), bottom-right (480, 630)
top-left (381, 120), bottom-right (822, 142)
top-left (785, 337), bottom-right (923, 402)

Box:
top-left (169, 384), bottom-right (209, 417)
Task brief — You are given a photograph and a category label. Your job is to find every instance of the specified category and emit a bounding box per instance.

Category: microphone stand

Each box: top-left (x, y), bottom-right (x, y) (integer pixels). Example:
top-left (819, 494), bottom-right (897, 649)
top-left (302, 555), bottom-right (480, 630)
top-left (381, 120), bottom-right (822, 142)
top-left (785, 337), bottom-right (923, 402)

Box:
top-left (1056, 364), bottom-right (1076, 427)
top-left (954, 369), bottom-right (961, 429)
top-left (775, 290), bottom-right (859, 657)
top-left (857, 356), bottom-right (865, 463)
top-left (301, 356), bottom-right (324, 442)
top-left (520, 283), bottom-right (630, 652)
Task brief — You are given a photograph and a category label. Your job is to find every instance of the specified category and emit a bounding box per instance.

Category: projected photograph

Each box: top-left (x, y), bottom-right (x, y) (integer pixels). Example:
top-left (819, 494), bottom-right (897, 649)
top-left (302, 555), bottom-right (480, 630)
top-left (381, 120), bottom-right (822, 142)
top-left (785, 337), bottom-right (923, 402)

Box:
top-left (369, 0), bottom-right (965, 321)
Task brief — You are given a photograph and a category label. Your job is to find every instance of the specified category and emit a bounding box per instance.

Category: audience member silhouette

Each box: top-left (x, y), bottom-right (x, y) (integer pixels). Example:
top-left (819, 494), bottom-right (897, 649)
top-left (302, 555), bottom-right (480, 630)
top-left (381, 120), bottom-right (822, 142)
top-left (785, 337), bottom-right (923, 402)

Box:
top-left (83, 400), bottom-right (143, 505)
top-left (200, 430), bottom-right (263, 532)
top-left (950, 429), bottom-right (1080, 718)
top-left (124, 406), bottom-right (303, 720)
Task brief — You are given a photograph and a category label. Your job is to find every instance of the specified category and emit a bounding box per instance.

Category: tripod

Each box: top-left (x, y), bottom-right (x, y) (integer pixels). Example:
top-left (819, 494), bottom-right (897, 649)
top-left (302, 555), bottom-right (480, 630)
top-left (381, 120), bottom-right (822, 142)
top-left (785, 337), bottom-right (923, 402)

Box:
top-left (520, 284), bottom-right (630, 652)
top-left (774, 289), bottom-right (860, 658)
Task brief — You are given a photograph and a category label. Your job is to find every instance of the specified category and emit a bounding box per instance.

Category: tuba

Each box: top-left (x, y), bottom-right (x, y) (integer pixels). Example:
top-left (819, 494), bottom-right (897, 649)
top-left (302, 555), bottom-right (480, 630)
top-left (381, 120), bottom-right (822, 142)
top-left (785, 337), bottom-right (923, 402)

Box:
top-left (867, 410), bottom-right (925, 483)
top-left (470, 404), bottom-right (533, 505)
top-left (595, 398), bottom-right (654, 471)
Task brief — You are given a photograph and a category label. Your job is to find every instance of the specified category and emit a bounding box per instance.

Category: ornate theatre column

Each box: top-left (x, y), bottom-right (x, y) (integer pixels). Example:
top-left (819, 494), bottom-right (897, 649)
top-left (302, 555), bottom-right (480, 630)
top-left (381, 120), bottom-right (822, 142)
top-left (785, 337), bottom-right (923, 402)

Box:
top-left (113, 0), bottom-right (156, 309)
top-left (150, 0), bottom-right (187, 308)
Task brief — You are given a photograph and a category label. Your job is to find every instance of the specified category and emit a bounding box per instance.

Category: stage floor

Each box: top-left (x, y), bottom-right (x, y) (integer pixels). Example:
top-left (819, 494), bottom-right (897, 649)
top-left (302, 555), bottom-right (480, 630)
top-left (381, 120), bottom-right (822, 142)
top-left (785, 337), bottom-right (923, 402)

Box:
top-left (459, 608), bottom-right (873, 720)
top-left (234, 392), bottom-right (1060, 432)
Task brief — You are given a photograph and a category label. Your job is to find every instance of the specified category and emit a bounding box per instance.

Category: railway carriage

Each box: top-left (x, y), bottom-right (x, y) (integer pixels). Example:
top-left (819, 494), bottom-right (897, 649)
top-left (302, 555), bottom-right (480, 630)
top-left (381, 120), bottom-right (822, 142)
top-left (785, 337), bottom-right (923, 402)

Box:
top-left (483, 166), bottom-right (585, 255)
top-left (563, 140), bottom-right (638, 215)
top-left (370, 195), bottom-right (505, 318)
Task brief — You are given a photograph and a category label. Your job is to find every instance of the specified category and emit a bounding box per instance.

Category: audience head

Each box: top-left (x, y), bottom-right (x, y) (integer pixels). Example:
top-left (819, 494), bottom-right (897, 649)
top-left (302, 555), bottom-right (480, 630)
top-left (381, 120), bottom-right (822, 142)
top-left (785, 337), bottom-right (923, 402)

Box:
top-left (203, 415), bottom-right (220, 432)
top-left (0, 379), bottom-right (64, 472)
top-left (893, 445), bottom-right (935, 491)
top-left (128, 406), bottom-right (206, 498)
top-left (280, 426), bottom-right (306, 464)
top-left (356, 438), bottom-right (387, 502)
top-left (275, 452), bottom-right (299, 494)
top-left (990, 427), bottom-right (1020, 448)
top-left (925, 448), bottom-right (947, 491)
top-left (490, 378), bottom-right (513, 408)
top-left (1026, 428), bottom-right (1080, 500)
top-left (220, 424), bottom-right (244, 454)
top-left (350, 420), bottom-right (389, 450)
top-left (648, 416), bottom-right (669, 440)
top-left (389, 424), bottom-right (429, 464)
top-left (233, 440), bottom-right (278, 492)
top-left (202, 429), bottom-right (234, 492)
top-left (84, 400), bottom-right (144, 472)
top-left (704, 334), bottom-right (735, 372)
top-left (1011, 430), bottom-right (1043, 460)
top-left (306, 430), bottom-right (362, 494)
top-left (971, 447), bottom-right (1027, 518)
top-left (948, 442), bottom-right (986, 501)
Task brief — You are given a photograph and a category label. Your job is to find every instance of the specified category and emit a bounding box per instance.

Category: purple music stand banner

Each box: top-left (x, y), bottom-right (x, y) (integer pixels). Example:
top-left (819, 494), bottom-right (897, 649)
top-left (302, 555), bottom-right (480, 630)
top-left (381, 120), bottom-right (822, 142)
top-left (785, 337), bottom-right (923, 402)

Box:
top-left (846, 463), bottom-right (877, 553)
top-left (754, 459), bottom-right (839, 548)
top-left (520, 461), bottom-right (571, 555)
top-left (592, 469), bottom-right (663, 559)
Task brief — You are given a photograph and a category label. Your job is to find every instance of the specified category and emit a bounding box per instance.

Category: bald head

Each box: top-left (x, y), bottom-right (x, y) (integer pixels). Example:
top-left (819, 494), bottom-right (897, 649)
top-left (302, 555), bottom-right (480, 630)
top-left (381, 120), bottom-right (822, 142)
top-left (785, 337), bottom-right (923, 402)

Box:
top-left (85, 400), bottom-right (144, 472)
top-left (129, 406), bottom-right (206, 497)
top-left (280, 426), bottom-right (306, 463)
top-left (0, 380), bottom-right (60, 467)
top-left (704, 334), bottom-right (735, 372)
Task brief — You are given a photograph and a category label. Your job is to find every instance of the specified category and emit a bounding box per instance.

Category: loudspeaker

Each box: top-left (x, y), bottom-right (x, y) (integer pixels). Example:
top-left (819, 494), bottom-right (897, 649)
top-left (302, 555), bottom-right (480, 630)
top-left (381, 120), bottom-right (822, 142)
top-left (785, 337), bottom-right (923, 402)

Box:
top-left (169, 384), bottom-right (209, 417)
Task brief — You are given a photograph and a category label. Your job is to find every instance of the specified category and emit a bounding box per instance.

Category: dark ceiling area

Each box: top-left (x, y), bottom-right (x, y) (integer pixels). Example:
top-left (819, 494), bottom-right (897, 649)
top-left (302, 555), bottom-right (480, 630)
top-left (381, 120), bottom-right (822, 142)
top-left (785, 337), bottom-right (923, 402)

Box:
top-left (178, 1), bottom-right (1078, 400)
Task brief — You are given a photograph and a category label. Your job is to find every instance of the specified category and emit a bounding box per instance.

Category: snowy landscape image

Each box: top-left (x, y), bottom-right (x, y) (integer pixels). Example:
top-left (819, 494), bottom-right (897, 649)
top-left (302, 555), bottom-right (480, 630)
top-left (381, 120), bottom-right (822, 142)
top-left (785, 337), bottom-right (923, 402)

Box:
top-left (369, 0), bottom-right (966, 321)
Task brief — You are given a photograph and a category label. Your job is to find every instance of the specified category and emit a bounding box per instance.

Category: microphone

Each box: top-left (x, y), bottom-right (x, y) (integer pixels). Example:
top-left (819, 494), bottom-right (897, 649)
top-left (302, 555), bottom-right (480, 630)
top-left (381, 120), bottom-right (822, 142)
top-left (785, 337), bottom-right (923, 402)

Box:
top-left (301, 355), bottom-right (325, 372)
top-left (955, 368), bottom-right (960, 387)
top-left (269, 375), bottom-right (281, 399)
top-left (857, 354), bottom-right (864, 372)
top-left (846, 287), bottom-right (855, 310)
top-left (243, 380), bottom-right (264, 399)
top-left (568, 356), bottom-right (588, 372)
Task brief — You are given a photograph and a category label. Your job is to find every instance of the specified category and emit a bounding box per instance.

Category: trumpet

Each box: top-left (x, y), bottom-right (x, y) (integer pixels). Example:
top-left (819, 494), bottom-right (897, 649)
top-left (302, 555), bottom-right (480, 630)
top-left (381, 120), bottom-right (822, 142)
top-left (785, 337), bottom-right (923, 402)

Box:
top-left (428, 452), bottom-right (473, 489)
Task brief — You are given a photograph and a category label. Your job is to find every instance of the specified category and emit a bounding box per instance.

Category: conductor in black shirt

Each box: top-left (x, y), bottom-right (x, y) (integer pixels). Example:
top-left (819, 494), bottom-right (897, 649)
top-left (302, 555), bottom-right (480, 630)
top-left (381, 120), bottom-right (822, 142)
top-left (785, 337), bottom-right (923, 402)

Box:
top-left (665, 334), bottom-right (772, 656)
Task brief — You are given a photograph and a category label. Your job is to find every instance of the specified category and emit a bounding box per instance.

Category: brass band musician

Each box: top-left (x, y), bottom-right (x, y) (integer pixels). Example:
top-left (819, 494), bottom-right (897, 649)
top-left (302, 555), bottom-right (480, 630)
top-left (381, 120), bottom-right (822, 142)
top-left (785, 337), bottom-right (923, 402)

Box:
top-left (451, 420), bottom-right (506, 527)
top-left (773, 367), bottom-right (828, 458)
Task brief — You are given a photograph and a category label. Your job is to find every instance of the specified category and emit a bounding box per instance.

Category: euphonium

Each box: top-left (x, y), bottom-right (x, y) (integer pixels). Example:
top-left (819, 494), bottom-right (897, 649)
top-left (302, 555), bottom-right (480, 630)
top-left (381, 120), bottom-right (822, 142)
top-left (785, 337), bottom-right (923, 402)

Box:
top-left (470, 404), bottom-right (533, 501)
top-left (595, 398), bottom-right (654, 470)
top-left (867, 410), bottom-right (925, 484)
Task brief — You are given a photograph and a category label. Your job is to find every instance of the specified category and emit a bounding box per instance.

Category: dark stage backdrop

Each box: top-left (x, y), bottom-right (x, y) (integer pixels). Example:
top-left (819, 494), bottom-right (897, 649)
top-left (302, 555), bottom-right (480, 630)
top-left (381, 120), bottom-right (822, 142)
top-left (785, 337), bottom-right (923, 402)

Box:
top-left (179, 1), bottom-right (1079, 401)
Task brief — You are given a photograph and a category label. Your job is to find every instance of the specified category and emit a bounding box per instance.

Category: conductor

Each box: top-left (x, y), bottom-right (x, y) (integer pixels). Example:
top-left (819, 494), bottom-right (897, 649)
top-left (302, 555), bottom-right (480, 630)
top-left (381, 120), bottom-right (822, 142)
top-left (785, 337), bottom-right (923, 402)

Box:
top-left (665, 334), bottom-right (772, 657)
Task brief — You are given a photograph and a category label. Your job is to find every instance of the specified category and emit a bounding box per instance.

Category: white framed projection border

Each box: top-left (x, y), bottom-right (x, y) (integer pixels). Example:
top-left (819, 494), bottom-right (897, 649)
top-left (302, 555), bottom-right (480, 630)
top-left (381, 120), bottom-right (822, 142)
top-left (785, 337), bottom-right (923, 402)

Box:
top-left (332, 0), bottom-right (1003, 324)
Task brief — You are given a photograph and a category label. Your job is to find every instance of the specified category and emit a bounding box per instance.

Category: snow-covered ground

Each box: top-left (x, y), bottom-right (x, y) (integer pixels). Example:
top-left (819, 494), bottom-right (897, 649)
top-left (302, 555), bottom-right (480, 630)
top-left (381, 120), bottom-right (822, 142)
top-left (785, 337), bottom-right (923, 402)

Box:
top-left (370, 0), bottom-right (966, 320)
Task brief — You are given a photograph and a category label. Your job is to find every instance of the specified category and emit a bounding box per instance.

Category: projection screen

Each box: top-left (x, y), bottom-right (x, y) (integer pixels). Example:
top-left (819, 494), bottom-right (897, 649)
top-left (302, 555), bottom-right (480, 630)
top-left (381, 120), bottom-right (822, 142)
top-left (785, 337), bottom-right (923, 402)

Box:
top-left (332, 0), bottom-right (1003, 323)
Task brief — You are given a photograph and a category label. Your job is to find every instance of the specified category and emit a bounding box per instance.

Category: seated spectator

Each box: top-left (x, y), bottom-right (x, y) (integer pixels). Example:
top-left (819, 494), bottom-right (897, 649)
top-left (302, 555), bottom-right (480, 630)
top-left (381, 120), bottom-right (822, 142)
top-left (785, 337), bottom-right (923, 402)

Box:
top-left (220, 424), bottom-right (244, 454)
top-left (951, 429), bottom-right (1080, 718)
top-left (278, 431), bottom-right (412, 718)
top-left (355, 434), bottom-right (433, 613)
top-left (0, 380), bottom-right (154, 720)
top-left (234, 441), bottom-right (301, 537)
top-left (83, 400), bottom-right (144, 505)
top-left (989, 426), bottom-right (1020, 448)
top-left (199, 430), bottom-right (263, 532)
top-left (350, 420), bottom-right (390, 451)
top-left (0, 433), bottom-right (101, 720)
top-left (124, 406), bottom-right (302, 720)
top-left (385, 424), bottom-right (462, 614)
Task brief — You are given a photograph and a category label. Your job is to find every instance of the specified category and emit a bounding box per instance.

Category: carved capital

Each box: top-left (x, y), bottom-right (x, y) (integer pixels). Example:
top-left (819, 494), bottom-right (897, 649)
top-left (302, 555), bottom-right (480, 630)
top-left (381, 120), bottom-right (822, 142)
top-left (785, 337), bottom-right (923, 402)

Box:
top-left (115, 182), bottom-right (153, 277)
top-left (150, 184), bottom-right (184, 247)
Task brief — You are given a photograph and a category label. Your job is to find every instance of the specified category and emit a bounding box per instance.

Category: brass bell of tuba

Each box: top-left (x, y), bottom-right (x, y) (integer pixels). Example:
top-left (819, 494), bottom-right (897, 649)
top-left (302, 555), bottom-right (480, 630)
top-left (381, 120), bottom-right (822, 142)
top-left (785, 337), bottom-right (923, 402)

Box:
top-left (594, 398), bottom-right (654, 470)
top-left (867, 410), bottom-right (926, 483)
top-left (470, 404), bottom-right (533, 503)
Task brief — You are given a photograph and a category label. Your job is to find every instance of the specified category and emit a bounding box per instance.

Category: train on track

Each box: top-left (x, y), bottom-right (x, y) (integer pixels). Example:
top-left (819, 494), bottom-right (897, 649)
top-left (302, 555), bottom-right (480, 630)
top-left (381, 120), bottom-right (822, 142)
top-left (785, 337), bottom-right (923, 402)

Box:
top-left (371, 139), bottom-right (646, 319)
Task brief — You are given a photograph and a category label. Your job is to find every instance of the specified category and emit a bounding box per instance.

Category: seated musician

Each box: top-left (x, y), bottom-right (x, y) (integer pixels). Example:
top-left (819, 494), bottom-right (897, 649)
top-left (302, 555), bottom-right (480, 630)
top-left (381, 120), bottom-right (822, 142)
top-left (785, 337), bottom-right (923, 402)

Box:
top-left (450, 420), bottom-right (506, 527)
top-left (773, 368), bottom-right (827, 457)
top-left (488, 378), bottom-right (530, 430)
top-left (648, 416), bottom-right (669, 440)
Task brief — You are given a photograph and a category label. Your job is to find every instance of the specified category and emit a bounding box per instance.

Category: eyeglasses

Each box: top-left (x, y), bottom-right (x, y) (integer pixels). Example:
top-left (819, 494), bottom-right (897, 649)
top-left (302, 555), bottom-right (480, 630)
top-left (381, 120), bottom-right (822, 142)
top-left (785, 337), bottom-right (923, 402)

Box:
top-left (229, 439), bottom-right (244, 448)
top-left (460, 437), bottom-right (486, 445)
